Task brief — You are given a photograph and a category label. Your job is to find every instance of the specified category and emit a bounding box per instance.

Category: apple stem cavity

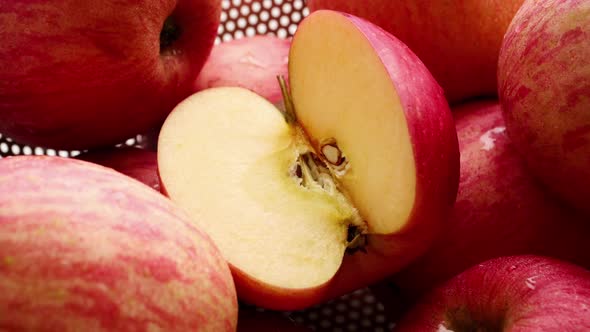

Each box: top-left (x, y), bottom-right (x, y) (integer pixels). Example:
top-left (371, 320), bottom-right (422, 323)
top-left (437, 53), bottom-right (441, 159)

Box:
top-left (160, 16), bottom-right (182, 55)
top-left (445, 307), bottom-right (505, 332)
top-left (277, 75), bottom-right (297, 124)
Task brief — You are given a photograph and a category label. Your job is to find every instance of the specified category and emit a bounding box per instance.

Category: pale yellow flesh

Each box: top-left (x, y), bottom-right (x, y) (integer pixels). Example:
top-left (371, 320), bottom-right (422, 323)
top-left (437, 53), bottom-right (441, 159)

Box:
top-left (158, 87), bottom-right (358, 289)
top-left (289, 12), bottom-right (417, 234)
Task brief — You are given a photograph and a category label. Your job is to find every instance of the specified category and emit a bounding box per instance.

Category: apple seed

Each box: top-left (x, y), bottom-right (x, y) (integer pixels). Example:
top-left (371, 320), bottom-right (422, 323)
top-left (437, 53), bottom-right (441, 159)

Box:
top-left (320, 141), bottom-right (347, 168)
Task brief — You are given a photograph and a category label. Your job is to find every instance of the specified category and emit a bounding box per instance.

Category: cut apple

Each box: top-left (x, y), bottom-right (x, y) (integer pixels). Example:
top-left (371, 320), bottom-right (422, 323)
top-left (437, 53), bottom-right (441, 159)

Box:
top-left (158, 10), bottom-right (459, 310)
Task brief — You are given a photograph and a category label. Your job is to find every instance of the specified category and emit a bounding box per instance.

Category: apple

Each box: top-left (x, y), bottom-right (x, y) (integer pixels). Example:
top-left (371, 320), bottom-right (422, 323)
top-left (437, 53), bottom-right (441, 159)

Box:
top-left (0, 156), bottom-right (237, 331)
top-left (307, 0), bottom-right (524, 103)
top-left (0, 0), bottom-right (221, 150)
top-left (395, 255), bottom-right (590, 331)
top-left (238, 308), bottom-right (309, 332)
top-left (78, 147), bottom-right (160, 192)
top-left (158, 10), bottom-right (459, 310)
top-left (380, 101), bottom-right (590, 319)
top-left (498, 0), bottom-right (590, 215)
top-left (194, 35), bottom-right (291, 104)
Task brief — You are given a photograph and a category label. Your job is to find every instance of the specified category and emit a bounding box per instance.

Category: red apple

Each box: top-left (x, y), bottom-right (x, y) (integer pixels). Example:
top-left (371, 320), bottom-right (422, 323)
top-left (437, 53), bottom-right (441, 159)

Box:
top-left (395, 255), bottom-right (590, 331)
top-left (194, 35), bottom-right (291, 104)
top-left (498, 0), bottom-right (590, 215)
top-left (307, 0), bottom-right (524, 103)
top-left (386, 101), bottom-right (590, 314)
top-left (158, 10), bottom-right (459, 310)
top-left (238, 308), bottom-right (309, 332)
top-left (0, 156), bottom-right (237, 331)
top-left (0, 0), bottom-right (221, 149)
top-left (78, 147), bottom-right (160, 192)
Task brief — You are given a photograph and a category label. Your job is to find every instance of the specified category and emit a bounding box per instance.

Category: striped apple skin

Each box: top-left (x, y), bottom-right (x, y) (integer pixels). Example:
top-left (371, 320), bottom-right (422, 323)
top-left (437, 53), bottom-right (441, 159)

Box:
top-left (0, 156), bottom-right (237, 331)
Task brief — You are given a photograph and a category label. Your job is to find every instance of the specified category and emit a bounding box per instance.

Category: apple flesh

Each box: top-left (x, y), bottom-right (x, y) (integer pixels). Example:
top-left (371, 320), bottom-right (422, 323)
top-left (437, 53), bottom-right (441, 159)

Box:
top-left (498, 0), bottom-right (590, 215)
top-left (78, 147), bottom-right (161, 192)
top-left (307, 0), bottom-right (524, 103)
top-left (395, 255), bottom-right (590, 331)
top-left (0, 156), bottom-right (237, 331)
top-left (194, 35), bottom-right (291, 104)
top-left (158, 10), bottom-right (459, 310)
top-left (380, 101), bottom-right (590, 319)
top-left (0, 0), bottom-right (221, 149)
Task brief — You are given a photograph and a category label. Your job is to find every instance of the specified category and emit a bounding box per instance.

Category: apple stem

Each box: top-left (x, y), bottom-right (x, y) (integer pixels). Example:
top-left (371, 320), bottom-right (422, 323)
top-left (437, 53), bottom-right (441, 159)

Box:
top-left (277, 76), bottom-right (297, 124)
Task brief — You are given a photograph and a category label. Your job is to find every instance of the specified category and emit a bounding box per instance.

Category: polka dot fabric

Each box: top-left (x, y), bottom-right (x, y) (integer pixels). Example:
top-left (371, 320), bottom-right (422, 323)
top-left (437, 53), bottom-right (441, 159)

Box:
top-left (285, 288), bottom-right (395, 331)
top-left (0, 1), bottom-right (396, 330)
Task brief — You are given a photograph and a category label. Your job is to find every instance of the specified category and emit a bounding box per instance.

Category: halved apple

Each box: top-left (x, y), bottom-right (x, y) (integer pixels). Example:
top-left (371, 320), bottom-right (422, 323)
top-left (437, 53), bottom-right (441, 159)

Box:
top-left (158, 10), bottom-right (459, 310)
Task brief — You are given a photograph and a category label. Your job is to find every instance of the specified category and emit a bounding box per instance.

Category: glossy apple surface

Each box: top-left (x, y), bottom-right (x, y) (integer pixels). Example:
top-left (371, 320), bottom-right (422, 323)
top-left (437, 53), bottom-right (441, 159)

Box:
top-left (194, 35), bottom-right (290, 104)
top-left (78, 147), bottom-right (160, 192)
top-left (0, 156), bottom-right (237, 331)
top-left (158, 10), bottom-right (459, 310)
top-left (388, 101), bottom-right (590, 306)
top-left (498, 0), bottom-right (590, 215)
top-left (0, 0), bottom-right (221, 149)
top-left (395, 255), bottom-right (590, 331)
top-left (307, 0), bottom-right (524, 103)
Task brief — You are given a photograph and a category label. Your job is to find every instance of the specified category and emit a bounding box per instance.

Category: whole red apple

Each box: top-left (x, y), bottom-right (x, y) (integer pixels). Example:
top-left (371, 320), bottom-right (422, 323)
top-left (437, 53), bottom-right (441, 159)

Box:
top-left (498, 0), bottom-right (590, 215)
top-left (0, 156), bottom-right (237, 331)
top-left (0, 0), bottom-right (221, 149)
top-left (395, 255), bottom-right (590, 331)
top-left (307, 0), bottom-right (524, 103)
top-left (194, 35), bottom-right (291, 104)
top-left (385, 101), bottom-right (590, 314)
top-left (78, 147), bottom-right (160, 192)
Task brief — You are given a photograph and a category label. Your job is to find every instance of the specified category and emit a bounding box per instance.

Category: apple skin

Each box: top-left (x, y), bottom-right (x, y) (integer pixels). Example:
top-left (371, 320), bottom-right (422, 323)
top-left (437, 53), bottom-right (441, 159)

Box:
top-left (78, 147), bottom-right (161, 192)
top-left (498, 0), bottom-right (590, 215)
top-left (395, 255), bottom-right (590, 331)
top-left (307, 0), bottom-right (524, 103)
top-left (0, 156), bottom-right (237, 331)
top-left (194, 35), bottom-right (291, 104)
top-left (382, 101), bottom-right (590, 318)
top-left (0, 0), bottom-right (221, 149)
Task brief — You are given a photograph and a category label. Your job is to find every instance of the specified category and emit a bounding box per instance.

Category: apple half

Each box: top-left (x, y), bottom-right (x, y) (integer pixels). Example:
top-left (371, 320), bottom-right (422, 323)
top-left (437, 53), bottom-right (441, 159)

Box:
top-left (158, 10), bottom-right (459, 310)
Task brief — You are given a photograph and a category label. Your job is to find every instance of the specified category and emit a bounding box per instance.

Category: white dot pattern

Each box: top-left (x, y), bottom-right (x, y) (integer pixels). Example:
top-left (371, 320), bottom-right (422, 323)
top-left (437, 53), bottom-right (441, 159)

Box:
top-left (0, 1), bottom-right (395, 329)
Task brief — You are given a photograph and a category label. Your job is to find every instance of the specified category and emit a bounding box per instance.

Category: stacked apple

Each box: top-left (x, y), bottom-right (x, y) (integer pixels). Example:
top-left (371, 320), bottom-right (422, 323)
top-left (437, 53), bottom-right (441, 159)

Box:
top-left (0, 156), bottom-right (238, 330)
top-left (2, 0), bottom-right (590, 330)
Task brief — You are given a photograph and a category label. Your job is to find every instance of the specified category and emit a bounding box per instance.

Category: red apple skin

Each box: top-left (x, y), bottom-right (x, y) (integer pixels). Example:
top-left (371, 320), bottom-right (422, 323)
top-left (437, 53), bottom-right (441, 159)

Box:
top-left (237, 308), bottom-right (310, 332)
top-left (395, 255), bottom-right (590, 331)
top-left (307, 0), bottom-right (524, 104)
top-left (0, 156), bottom-right (237, 331)
top-left (230, 11), bottom-right (458, 310)
top-left (78, 147), bottom-right (161, 192)
top-left (385, 101), bottom-right (590, 316)
top-left (194, 35), bottom-right (291, 104)
top-left (0, 0), bottom-right (221, 150)
top-left (498, 0), bottom-right (590, 216)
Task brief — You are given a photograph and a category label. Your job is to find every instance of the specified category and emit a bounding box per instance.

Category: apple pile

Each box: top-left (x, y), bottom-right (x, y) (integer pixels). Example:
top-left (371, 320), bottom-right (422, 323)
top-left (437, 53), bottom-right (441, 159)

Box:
top-left (1, 0), bottom-right (589, 330)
